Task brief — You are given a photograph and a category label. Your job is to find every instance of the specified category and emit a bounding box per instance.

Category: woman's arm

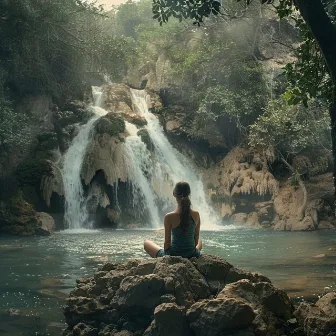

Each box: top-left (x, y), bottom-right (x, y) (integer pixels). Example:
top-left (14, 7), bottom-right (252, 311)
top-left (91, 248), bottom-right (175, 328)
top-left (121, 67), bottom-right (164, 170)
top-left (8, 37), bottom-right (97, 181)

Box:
top-left (194, 212), bottom-right (201, 247)
top-left (164, 214), bottom-right (172, 250)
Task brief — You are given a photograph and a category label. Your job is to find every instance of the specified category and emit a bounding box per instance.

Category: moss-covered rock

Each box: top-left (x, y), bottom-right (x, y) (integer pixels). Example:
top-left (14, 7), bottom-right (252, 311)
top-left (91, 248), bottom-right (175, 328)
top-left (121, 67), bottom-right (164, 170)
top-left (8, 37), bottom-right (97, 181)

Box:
top-left (95, 114), bottom-right (125, 137)
top-left (37, 132), bottom-right (57, 143)
top-left (0, 192), bottom-right (55, 235)
top-left (16, 159), bottom-right (53, 186)
top-left (0, 192), bottom-right (38, 235)
top-left (62, 100), bottom-right (86, 114)
top-left (56, 109), bottom-right (93, 129)
top-left (35, 132), bottom-right (59, 160)
top-left (127, 114), bottom-right (147, 127)
top-left (137, 129), bottom-right (151, 149)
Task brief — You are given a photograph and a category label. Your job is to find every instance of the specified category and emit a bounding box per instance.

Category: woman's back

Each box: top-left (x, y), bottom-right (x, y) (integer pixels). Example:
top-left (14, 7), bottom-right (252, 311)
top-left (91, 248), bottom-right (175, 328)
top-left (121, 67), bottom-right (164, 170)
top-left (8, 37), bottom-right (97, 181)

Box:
top-left (144, 181), bottom-right (202, 259)
top-left (170, 216), bottom-right (197, 258)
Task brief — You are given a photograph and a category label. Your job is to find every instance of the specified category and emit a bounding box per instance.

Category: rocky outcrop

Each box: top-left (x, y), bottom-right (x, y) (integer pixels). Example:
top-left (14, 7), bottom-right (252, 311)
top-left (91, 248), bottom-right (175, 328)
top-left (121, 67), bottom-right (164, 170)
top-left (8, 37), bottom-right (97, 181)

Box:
top-left (40, 160), bottom-right (64, 207)
top-left (81, 114), bottom-right (127, 186)
top-left (202, 146), bottom-right (336, 231)
top-left (54, 100), bottom-right (94, 152)
top-left (0, 192), bottom-right (54, 235)
top-left (102, 84), bottom-right (133, 114)
top-left (204, 147), bottom-right (278, 226)
top-left (63, 254), bottom-right (296, 336)
top-left (272, 173), bottom-right (336, 231)
top-left (35, 212), bottom-right (55, 235)
top-left (294, 292), bottom-right (336, 336)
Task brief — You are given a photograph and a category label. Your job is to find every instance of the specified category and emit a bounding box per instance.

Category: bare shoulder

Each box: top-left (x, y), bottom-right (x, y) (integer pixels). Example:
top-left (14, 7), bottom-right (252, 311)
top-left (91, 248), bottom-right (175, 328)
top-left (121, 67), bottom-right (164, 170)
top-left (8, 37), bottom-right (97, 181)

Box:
top-left (190, 209), bottom-right (200, 216)
top-left (164, 211), bottom-right (175, 219)
top-left (164, 212), bottom-right (177, 222)
top-left (190, 209), bottom-right (200, 222)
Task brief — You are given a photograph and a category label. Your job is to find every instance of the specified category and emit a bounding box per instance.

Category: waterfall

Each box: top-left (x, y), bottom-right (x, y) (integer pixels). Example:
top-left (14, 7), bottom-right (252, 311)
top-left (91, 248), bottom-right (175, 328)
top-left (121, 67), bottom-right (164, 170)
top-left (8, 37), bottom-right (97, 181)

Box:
top-left (130, 89), bottom-right (219, 229)
top-left (124, 122), bottom-right (160, 227)
top-left (62, 87), bottom-right (107, 230)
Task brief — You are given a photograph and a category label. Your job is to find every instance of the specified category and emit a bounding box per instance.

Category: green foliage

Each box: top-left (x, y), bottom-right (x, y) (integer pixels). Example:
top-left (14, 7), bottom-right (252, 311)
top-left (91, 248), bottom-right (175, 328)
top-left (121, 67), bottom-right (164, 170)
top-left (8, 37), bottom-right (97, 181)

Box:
top-left (249, 98), bottom-right (331, 157)
top-left (289, 170), bottom-right (300, 189)
top-left (280, 11), bottom-right (332, 106)
top-left (0, 191), bottom-right (39, 235)
top-left (137, 129), bottom-right (151, 147)
top-left (96, 115), bottom-right (125, 137)
top-left (150, 0), bottom-right (334, 111)
top-left (207, 182), bottom-right (215, 189)
top-left (56, 109), bottom-right (93, 128)
top-left (0, 0), bottom-right (135, 156)
top-left (35, 133), bottom-right (59, 159)
top-left (152, 0), bottom-right (221, 25)
top-left (115, 0), bottom-right (154, 38)
top-left (16, 159), bottom-right (52, 186)
top-left (113, 1), bottom-right (267, 147)
top-left (307, 155), bottom-right (330, 177)
top-left (0, 70), bottom-right (29, 155)
top-left (37, 132), bottom-right (58, 144)
top-left (0, 0), bottom-right (134, 99)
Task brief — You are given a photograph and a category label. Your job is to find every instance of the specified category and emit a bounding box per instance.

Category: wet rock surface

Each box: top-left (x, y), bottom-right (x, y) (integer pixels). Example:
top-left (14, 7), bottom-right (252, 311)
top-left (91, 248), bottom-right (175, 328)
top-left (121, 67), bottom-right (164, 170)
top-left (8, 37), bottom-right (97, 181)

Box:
top-left (294, 292), bottom-right (336, 336)
top-left (62, 254), bottom-right (313, 336)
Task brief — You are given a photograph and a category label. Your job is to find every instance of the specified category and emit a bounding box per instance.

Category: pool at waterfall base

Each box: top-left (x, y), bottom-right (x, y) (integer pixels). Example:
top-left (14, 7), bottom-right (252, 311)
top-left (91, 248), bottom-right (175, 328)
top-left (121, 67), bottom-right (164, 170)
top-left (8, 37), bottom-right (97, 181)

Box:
top-left (0, 228), bottom-right (335, 335)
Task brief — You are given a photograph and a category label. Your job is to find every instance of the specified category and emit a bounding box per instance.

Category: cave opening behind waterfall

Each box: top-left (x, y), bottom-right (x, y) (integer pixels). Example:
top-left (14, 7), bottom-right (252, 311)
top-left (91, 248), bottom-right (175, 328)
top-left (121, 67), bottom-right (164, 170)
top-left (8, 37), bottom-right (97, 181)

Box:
top-left (86, 170), bottom-right (156, 229)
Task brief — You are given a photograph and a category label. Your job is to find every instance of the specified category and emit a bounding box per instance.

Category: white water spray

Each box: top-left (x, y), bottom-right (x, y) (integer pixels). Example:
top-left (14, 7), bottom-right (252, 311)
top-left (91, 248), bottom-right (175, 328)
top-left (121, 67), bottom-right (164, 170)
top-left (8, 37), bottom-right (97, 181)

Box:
top-left (130, 89), bottom-right (219, 229)
top-left (62, 87), bottom-right (107, 229)
top-left (124, 122), bottom-right (160, 227)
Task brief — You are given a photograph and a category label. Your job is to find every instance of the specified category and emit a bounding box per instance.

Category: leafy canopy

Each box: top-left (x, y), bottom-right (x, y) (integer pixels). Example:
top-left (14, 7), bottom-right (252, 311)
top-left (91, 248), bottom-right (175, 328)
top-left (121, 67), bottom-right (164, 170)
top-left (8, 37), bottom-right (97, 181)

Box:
top-left (151, 0), bottom-right (335, 108)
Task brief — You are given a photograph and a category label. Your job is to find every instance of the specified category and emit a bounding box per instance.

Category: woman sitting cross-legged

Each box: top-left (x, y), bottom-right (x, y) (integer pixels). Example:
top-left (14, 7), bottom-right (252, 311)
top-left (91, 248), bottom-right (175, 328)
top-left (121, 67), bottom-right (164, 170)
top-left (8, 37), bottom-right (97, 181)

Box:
top-left (144, 181), bottom-right (202, 258)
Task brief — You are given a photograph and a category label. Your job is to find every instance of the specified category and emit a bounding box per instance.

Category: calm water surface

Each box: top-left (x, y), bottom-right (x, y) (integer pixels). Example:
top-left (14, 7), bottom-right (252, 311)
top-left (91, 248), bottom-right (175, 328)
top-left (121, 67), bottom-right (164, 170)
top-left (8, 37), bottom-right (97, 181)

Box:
top-left (0, 228), bottom-right (335, 335)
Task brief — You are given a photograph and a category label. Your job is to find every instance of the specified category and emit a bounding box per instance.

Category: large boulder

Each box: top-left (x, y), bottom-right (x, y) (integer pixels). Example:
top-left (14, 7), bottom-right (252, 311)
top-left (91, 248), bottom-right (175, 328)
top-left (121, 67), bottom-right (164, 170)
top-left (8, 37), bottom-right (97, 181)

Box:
top-left (63, 255), bottom-right (295, 336)
top-left (294, 292), bottom-right (336, 336)
top-left (187, 297), bottom-right (255, 336)
top-left (116, 274), bottom-right (165, 311)
top-left (0, 192), bottom-right (55, 235)
top-left (218, 280), bottom-right (294, 335)
top-left (36, 212), bottom-right (55, 235)
top-left (101, 83), bottom-right (133, 114)
top-left (150, 303), bottom-right (191, 336)
top-left (194, 254), bottom-right (232, 294)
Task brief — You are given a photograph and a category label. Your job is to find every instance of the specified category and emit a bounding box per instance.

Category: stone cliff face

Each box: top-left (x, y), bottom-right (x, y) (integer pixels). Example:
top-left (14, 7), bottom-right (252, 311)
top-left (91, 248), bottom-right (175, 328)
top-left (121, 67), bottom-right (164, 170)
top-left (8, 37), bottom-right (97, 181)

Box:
top-left (1, 80), bottom-right (335, 234)
top-left (0, 84), bottom-right (140, 234)
top-left (201, 147), bottom-right (336, 231)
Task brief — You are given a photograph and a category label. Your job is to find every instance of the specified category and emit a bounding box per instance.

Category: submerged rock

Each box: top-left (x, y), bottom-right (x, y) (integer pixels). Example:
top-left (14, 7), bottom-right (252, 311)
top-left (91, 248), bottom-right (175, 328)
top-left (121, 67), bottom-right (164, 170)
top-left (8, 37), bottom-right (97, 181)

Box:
top-left (63, 255), bottom-right (295, 336)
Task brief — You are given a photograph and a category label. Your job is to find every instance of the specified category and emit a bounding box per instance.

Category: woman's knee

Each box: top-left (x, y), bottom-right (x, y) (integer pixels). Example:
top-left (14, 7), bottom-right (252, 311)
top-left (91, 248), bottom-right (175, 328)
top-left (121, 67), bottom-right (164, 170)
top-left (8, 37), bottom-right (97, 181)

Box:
top-left (144, 239), bottom-right (153, 250)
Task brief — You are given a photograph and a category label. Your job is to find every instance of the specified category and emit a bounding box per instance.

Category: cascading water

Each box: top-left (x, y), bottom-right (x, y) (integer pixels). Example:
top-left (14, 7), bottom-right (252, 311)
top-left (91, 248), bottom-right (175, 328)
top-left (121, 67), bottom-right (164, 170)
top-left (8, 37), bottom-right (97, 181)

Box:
top-left (62, 87), bottom-right (107, 230)
top-left (124, 122), bottom-right (160, 227)
top-left (130, 89), bottom-right (219, 229)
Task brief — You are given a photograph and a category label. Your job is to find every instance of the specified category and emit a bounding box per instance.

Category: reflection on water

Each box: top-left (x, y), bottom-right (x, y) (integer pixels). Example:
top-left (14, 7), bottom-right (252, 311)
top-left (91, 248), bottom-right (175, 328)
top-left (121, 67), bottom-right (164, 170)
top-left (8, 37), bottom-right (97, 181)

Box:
top-left (0, 229), bottom-right (335, 335)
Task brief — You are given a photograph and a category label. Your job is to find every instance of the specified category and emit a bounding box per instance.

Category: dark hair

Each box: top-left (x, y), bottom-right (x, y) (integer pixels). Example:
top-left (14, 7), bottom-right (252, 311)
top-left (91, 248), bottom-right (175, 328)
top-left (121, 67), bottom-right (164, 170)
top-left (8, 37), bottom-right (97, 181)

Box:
top-left (174, 181), bottom-right (191, 233)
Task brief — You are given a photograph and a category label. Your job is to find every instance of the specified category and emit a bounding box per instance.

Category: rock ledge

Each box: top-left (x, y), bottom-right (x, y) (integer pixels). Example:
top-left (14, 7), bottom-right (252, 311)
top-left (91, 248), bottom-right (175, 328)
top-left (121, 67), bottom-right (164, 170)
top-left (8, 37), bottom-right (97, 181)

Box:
top-left (63, 255), bottom-right (335, 336)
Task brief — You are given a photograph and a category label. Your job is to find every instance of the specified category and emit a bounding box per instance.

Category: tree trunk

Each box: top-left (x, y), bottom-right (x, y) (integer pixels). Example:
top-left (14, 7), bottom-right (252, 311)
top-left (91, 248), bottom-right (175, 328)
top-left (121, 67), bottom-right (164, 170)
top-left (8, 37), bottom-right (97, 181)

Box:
top-left (294, 0), bottom-right (336, 214)
top-left (330, 98), bottom-right (336, 213)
